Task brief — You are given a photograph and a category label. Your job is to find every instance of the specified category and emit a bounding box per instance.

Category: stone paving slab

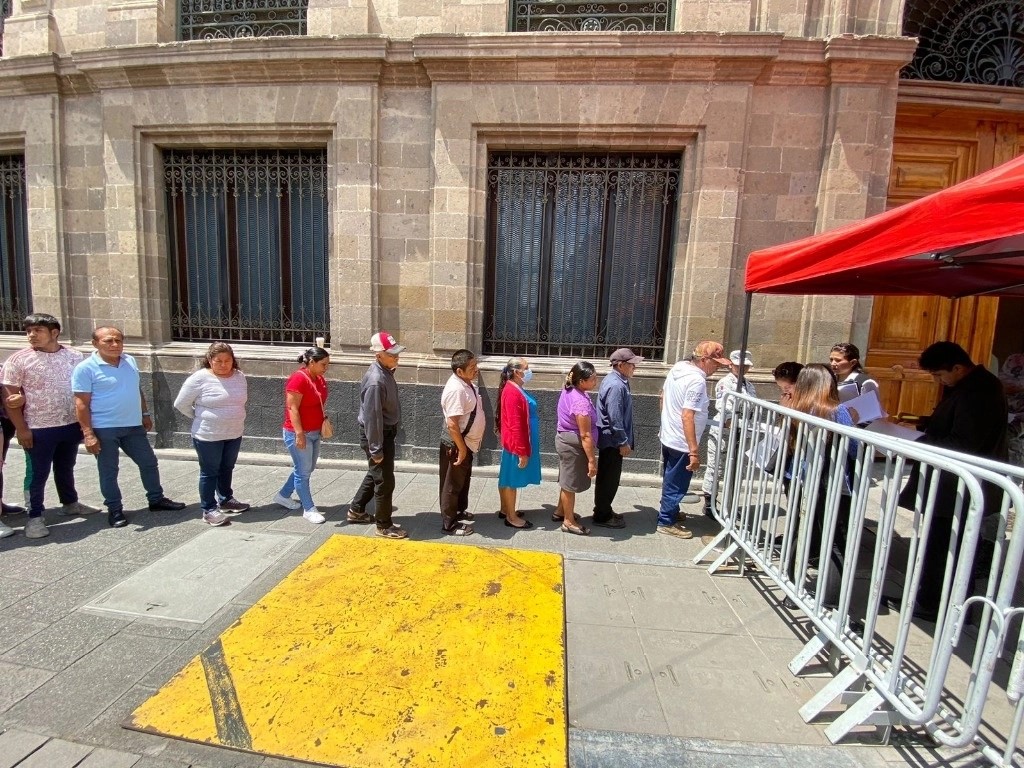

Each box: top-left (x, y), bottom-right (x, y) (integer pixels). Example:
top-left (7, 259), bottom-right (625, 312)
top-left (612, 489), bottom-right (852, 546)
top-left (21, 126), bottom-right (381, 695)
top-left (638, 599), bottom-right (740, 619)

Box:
top-left (83, 529), bottom-right (304, 625)
top-left (0, 448), bottom-right (1018, 767)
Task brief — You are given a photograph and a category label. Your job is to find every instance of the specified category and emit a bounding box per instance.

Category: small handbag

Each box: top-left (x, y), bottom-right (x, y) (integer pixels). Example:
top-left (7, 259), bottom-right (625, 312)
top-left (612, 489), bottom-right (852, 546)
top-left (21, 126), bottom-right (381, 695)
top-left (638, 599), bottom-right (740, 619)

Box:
top-left (304, 371), bottom-right (333, 440)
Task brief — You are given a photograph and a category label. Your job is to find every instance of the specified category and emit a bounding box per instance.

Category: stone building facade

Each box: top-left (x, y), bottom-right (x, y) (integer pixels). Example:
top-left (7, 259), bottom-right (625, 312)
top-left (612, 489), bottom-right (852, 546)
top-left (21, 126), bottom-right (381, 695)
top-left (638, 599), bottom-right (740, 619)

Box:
top-left (0, 0), bottom-right (919, 474)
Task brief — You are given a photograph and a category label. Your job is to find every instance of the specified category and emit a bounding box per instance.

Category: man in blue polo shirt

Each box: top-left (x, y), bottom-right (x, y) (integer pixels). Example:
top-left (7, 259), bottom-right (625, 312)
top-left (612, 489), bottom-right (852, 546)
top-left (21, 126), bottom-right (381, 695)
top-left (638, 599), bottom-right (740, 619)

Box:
top-left (71, 326), bottom-right (185, 528)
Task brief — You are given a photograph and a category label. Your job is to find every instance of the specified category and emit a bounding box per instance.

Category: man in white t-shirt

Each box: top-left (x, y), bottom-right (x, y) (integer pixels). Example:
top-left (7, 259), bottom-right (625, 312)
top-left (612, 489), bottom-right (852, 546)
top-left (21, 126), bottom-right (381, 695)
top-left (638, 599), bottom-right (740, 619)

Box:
top-left (657, 340), bottom-right (729, 538)
top-left (439, 349), bottom-right (486, 536)
top-left (1, 314), bottom-right (100, 539)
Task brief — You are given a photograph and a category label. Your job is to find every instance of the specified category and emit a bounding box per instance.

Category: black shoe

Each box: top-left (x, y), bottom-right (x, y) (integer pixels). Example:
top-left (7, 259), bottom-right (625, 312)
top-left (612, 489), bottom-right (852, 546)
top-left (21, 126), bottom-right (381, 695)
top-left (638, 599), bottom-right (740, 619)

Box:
top-left (148, 497), bottom-right (186, 511)
top-left (504, 518), bottom-right (534, 529)
top-left (108, 509), bottom-right (128, 528)
top-left (1, 503), bottom-right (26, 515)
top-left (702, 494), bottom-right (713, 517)
top-left (593, 514), bottom-right (626, 529)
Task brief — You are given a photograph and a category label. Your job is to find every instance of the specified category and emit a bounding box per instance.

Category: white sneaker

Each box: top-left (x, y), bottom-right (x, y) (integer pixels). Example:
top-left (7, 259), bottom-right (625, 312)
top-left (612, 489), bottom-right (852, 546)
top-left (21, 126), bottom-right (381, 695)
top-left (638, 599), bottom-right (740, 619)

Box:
top-left (60, 501), bottom-right (101, 517)
top-left (273, 492), bottom-right (301, 510)
top-left (24, 517), bottom-right (49, 539)
top-left (303, 507), bottom-right (326, 524)
top-left (0, 520), bottom-right (14, 538)
top-left (203, 509), bottom-right (230, 526)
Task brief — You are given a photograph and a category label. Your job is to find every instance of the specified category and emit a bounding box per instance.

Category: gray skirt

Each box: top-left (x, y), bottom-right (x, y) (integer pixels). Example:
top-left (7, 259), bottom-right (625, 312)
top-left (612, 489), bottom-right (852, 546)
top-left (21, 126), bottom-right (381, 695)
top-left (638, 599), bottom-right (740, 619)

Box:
top-left (556, 431), bottom-right (591, 493)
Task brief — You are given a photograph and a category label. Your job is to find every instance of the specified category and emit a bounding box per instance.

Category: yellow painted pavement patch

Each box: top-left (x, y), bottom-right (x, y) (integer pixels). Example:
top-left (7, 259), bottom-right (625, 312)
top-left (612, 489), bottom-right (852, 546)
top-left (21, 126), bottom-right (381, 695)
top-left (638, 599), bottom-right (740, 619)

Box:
top-left (127, 535), bottom-right (566, 767)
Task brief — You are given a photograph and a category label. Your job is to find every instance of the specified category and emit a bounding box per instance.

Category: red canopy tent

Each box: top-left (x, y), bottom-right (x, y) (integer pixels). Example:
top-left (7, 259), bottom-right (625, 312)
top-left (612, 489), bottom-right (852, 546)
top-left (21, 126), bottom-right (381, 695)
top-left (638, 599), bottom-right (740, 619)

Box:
top-left (744, 152), bottom-right (1024, 299)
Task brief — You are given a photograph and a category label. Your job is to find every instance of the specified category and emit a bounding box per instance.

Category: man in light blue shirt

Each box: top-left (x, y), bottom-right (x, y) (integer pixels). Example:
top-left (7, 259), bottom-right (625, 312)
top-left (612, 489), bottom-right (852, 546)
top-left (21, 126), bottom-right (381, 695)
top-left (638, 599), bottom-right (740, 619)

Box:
top-left (71, 326), bottom-right (185, 528)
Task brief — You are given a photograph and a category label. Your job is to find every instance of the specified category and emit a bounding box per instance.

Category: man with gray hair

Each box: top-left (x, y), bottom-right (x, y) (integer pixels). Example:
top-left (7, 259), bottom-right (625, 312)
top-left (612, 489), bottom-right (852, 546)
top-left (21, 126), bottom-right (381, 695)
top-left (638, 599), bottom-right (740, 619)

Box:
top-left (657, 340), bottom-right (729, 538)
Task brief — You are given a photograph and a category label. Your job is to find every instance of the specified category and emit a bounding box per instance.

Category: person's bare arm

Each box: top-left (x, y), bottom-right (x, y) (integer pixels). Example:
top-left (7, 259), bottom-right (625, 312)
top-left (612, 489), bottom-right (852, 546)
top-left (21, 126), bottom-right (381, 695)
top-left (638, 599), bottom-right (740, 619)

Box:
top-left (682, 408), bottom-right (699, 471)
top-left (74, 392), bottom-right (100, 455)
top-left (286, 390), bottom-right (306, 450)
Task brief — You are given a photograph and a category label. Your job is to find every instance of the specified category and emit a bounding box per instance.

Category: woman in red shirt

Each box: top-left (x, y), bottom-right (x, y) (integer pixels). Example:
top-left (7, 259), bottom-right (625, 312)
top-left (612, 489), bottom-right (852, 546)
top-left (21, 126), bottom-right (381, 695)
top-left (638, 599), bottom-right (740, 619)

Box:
top-left (495, 357), bottom-right (541, 529)
top-left (274, 347), bottom-right (330, 523)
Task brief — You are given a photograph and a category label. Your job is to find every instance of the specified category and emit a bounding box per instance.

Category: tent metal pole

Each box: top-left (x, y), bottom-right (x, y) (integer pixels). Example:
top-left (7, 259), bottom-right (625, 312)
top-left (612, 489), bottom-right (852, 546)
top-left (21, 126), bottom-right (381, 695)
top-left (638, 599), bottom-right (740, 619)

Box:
top-left (736, 291), bottom-right (753, 391)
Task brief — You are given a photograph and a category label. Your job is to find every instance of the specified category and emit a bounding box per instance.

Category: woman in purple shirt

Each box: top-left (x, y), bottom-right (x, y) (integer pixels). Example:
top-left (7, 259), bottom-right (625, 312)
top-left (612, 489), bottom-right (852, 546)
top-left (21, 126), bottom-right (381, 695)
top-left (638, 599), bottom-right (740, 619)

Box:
top-left (553, 361), bottom-right (599, 536)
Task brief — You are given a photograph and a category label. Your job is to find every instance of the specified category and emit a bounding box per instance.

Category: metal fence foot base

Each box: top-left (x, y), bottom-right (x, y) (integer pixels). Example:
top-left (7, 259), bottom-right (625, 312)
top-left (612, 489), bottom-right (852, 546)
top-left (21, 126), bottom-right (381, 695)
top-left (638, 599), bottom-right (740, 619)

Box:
top-left (790, 631), bottom-right (829, 676)
top-left (799, 663), bottom-right (863, 722)
top-left (694, 531), bottom-right (732, 566)
top-left (824, 688), bottom-right (888, 743)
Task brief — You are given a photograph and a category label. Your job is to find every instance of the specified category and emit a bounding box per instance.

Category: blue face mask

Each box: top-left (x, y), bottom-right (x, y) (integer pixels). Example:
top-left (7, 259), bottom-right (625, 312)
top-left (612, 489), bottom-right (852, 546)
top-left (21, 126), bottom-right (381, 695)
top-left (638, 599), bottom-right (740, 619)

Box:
top-left (521, 369), bottom-right (534, 384)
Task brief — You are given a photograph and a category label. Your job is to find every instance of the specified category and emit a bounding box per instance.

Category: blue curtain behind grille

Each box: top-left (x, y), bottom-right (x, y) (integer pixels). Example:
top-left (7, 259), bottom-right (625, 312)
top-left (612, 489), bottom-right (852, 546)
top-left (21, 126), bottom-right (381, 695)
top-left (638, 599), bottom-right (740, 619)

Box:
top-left (493, 169), bottom-right (544, 342)
top-left (182, 188), bottom-right (227, 321)
top-left (236, 184), bottom-right (280, 330)
top-left (549, 171), bottom-right (604, 344)
top-left (605, 171), bottom-right (664, 347)
top-left (288, 181), bottom-right (328, 331)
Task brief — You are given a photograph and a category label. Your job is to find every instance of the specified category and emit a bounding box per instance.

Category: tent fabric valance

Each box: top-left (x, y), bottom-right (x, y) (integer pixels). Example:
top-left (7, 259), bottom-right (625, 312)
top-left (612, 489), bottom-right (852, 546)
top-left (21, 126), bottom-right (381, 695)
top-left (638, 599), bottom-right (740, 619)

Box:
top-left (743, 153), bottom-right (1024, 298)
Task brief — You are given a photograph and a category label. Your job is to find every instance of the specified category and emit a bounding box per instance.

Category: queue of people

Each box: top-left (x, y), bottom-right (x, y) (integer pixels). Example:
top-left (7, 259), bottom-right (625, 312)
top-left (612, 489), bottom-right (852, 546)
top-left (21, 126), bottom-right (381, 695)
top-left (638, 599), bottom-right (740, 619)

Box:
top-left (0, 315), bottom-right (1018, 562)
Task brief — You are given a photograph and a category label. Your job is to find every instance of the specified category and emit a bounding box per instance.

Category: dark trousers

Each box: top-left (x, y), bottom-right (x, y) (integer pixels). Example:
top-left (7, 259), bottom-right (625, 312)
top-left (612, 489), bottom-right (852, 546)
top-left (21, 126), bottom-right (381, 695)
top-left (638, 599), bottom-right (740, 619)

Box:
top-left (352, 426), bottom-right (397, 529)
top-left (438, 444), bottom-right (474, 530)
top-left (26, 422), bottom-right (83, 517)
top-left (0, 416), bottom-right (14, 503)
top-left (593, 446), bottom-right (623, 522)
top-left (93, 425), bottom-right (164, 512)
top-left (916, 513), bottom-right (994, 612)
top-left (193, 437), bottom-right (242, 511)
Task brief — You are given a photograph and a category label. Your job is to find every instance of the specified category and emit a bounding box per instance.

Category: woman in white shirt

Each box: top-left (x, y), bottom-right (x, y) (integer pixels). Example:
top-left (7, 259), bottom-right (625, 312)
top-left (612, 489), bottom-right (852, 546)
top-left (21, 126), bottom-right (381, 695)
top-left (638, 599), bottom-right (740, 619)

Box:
top-left (829, 342), bottom-right (879, 402)
top-left (174, 342), bottom-right (249, 526)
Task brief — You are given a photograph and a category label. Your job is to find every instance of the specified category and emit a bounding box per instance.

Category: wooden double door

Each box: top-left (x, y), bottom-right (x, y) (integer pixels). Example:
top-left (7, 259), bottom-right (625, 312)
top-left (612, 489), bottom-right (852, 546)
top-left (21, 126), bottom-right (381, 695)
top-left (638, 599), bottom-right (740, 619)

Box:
top-left (867, 111), bottom-right (1024, 419)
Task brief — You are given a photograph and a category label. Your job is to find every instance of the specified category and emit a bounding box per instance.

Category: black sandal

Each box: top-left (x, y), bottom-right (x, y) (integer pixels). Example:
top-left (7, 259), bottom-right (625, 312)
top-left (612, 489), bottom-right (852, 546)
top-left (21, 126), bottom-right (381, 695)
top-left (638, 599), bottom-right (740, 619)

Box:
top-left (443, 522), bottom-right (475, 536)
top-left (504, 518), bottom-right (534, 529)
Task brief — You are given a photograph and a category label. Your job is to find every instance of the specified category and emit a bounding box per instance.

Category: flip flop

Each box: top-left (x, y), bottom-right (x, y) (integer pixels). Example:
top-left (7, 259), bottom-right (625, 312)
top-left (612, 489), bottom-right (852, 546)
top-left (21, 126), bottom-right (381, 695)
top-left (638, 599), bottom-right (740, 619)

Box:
top-left (457, 511), bottom-right (475, 522)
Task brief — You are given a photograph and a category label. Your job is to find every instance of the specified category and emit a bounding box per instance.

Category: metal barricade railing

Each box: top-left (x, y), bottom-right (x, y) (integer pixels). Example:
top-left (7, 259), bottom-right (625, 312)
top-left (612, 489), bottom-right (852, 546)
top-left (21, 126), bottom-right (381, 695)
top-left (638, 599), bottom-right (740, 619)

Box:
top-left (696, 392), bottom-right (1024, 766)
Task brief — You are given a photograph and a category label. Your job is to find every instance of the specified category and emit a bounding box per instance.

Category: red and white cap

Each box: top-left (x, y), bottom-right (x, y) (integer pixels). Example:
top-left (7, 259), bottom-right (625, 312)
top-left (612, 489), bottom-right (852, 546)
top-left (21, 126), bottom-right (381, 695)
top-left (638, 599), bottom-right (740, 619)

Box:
top-left (369, 331), bottom-right (405, 355)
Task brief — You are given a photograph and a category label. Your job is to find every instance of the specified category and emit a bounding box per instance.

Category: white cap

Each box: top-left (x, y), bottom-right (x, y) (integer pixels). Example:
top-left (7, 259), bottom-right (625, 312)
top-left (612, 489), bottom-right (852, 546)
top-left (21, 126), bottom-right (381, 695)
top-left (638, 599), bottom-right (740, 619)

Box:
top-left (729, 349), bottom-right (753, 366)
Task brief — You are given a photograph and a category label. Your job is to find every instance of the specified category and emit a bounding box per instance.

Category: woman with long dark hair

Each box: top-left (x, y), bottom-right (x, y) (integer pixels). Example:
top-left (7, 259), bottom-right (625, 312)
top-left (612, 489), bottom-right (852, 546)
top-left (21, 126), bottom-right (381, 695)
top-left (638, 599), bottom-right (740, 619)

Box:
top-left (174, 342), bottom-right (249, 526)
top-left (275, 346), bottom-right (331, 524)
top-left (553, 361), bottom-right (598, 536)
top-left (495, 357), bottom-right (541, 529)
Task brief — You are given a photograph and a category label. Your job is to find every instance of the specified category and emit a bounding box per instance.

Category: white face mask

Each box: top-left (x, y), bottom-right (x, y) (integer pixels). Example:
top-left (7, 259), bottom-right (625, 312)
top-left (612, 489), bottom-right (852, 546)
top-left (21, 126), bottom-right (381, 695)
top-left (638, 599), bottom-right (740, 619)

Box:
top-left (521, 369), bottom-right (534, 384)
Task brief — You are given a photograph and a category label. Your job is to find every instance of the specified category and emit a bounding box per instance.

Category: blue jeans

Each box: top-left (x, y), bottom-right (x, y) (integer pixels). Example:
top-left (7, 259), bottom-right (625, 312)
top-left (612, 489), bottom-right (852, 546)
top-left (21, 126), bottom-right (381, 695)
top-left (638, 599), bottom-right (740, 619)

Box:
top-left (193, 437), bottom-right (242, 511)
top-left (93, 425), bottom-right (164, 512)
top-left (280, 429), bottom-right (321, 510)
top-left (26, 422), bottom-right (83, 517)
top-left (658, 445), bottom-right (694, 527)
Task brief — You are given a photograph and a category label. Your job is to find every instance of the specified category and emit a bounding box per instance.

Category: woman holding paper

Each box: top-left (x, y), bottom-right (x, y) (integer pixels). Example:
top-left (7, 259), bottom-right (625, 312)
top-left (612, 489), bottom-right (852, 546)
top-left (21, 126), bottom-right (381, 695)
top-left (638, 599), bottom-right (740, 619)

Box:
top-left (829, 343), bottom-right (879, 402)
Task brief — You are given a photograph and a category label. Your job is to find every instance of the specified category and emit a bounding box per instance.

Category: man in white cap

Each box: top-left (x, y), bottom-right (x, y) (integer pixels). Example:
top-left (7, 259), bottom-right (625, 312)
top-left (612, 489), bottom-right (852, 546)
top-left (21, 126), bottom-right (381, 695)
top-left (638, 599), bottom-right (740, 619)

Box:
top-left (349, 330), bottom-right (408, 539)
top-left (701, 349), bottom-right (756, 517)
top-left (592, 347), bottom-right (642, 529)
top-left (657, 340), bottom-right (730, 538)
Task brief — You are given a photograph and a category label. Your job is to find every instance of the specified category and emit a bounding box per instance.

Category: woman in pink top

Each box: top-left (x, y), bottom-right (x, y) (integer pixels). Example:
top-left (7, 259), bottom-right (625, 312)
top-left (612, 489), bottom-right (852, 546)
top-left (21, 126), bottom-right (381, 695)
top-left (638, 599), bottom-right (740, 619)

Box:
top-left (553, 361), bottom-right (599, 536)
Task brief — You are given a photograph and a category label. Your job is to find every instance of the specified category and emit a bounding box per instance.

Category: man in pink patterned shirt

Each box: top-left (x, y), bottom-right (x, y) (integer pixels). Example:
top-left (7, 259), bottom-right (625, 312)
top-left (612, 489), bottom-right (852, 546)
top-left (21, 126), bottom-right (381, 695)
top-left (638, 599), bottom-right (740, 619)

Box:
top-left (2, 314), bottom-right (99, 538)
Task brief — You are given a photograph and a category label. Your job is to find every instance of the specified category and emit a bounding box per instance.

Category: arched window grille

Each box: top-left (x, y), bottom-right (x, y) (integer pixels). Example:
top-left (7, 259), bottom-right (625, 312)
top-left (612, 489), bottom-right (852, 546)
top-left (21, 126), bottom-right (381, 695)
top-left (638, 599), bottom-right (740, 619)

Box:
top-left (901, 0), bottom-right (1024, 87)
top-left (0, 155), bottom-right (32, 334)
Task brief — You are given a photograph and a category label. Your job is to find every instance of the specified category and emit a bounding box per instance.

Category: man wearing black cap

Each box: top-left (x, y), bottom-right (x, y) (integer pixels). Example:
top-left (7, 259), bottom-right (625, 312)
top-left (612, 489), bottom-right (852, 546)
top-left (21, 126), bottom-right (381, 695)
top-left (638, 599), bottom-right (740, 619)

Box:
top-left (593, 348), bottom-right (642, 529)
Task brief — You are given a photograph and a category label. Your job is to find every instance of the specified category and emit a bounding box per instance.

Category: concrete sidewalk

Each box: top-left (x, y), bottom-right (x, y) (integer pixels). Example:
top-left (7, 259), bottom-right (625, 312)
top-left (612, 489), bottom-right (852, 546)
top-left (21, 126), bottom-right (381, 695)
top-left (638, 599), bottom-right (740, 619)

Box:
top-left (0, 448), bottom-right (988, 767)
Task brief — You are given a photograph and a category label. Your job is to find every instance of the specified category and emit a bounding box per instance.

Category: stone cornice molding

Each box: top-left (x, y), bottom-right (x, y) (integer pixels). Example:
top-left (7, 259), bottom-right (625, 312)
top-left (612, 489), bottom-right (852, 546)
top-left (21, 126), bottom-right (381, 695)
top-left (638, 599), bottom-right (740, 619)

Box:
top-left (0, 53), bottom-right (63, 96)
top-left (413, 32), bottom-right (785, 82)
top-left (822, 34), bottom-right (917, 84)
top-left (71, 37), bottom-right (389, 91)
top-left (0, 32), bottom-right (918, 97)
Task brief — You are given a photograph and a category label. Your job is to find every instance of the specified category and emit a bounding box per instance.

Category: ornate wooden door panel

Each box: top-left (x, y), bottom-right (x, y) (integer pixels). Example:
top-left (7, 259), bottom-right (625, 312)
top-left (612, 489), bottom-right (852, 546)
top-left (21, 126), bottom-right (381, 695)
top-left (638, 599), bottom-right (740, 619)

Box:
top-left (867, 115), bottom-right (1014, 418)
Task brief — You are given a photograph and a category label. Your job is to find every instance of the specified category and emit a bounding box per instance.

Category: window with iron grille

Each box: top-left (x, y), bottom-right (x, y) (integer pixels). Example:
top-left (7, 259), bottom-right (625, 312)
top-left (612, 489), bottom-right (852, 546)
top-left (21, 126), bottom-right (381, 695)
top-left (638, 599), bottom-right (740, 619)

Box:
top-left (164, 148), bottom-right (329, 345)
top-left (901, 0), bottom-right (1024, 87)
top-left (484, 151), bottom-right (679, 361)
top-left (178, 0), bottom-right (307, 40)
top-left (509, 0), bottom-right (672, 31)
top-left (1, 0), bottom-right (12, 57)
top-left (0, 155), bottom-right (31, 334)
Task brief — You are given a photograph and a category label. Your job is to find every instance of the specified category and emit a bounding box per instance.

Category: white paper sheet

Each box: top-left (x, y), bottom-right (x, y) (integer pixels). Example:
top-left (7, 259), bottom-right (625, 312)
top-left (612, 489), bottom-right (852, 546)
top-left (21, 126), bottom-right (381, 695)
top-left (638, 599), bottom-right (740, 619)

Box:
top-left (842, 389), bottom-right (887, 424)
top-left (865, 420), bottom-right (923, 441)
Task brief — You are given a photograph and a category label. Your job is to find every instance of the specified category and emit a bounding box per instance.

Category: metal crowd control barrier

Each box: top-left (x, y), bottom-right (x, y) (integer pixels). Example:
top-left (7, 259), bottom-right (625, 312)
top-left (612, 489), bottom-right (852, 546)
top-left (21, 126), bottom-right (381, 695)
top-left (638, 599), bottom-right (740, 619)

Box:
top-left (696, 392), bottom-right (1024, 766)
